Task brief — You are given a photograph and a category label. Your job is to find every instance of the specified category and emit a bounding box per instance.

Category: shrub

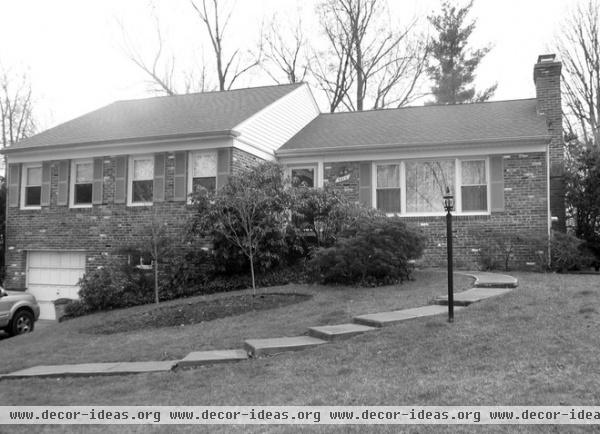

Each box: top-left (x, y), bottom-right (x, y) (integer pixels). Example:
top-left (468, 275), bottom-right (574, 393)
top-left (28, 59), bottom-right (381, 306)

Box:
top-left (549, 232), bottom-right (595, 272)
top-left (289, 188), bottom-right (381, 256)
top-left (61, 299), bottom-right (89, 320)
top-left (472, 230), bottom-right (531, 271)
top-left (308, 217), bottom-right (425, 286)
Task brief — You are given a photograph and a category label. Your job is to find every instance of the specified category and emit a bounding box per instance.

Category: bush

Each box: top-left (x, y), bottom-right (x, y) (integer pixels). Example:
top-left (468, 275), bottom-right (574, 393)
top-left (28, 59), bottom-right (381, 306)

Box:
top-left (308, 217), bottom-right (425, 286)
top-left (289, 188), bottom-right (381, 256)
top-left (549, 232), bottom-right (595, 272)
top-left (61, 299), bottom-right (89, 320)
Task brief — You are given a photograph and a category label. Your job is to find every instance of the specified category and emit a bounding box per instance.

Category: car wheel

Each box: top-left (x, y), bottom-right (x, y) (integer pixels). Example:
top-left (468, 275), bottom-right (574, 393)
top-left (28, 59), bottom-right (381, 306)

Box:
top-left (9, 310), bottom-right (35, 336)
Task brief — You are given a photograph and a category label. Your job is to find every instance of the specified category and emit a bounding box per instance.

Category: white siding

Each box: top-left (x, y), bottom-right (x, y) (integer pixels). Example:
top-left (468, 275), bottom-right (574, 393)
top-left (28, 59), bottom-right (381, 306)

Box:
top-left (234, 84), bottom-right (320, 156)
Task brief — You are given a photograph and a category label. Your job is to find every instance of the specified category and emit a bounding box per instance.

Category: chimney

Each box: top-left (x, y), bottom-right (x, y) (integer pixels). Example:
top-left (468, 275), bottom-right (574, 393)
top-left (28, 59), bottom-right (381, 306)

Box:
top-left (534, 54), bottom-right (565, 231)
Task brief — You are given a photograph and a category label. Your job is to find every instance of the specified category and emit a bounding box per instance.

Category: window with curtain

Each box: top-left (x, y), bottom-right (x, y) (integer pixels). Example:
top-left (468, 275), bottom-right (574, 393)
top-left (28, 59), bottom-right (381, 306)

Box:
top-left (131, 157), bottom-right (153, 203)
top-left (376, 164), bottom-right (401, 213)
top-left (405, 160), bottom-right (455, 213)
top-left (191, 152), bottom-right (217, 193)
top-left (461, 160), bottom-right (487, 211)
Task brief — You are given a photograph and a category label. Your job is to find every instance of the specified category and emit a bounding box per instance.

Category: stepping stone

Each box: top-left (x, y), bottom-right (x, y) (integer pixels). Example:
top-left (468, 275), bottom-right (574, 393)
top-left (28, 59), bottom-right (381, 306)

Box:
top-left (1, 361), bottom-right (177, 379)
top-left (434, 287), bottom-right (513, 306)
top-left (308, 323), bottom-right (378, 341)
top-left (177, 349), bottom-right (248, 368)
top-left (244, 336), bottom-right (327, 357)
top-left (353, 305), bottom-right (463, 327)
top-left (457, 271), bottom-right (518, 288)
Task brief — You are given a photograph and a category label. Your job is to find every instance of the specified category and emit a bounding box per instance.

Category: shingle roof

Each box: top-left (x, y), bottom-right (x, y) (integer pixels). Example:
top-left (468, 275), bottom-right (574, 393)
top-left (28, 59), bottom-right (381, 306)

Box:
top-left (278, 99), bottom-right (550, 154)
top-left (11, 83), bottom-right (303, 150)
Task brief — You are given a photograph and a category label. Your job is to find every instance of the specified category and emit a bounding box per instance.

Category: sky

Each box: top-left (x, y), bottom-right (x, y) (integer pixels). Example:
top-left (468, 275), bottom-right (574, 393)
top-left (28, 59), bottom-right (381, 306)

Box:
top-left (0, 0), bottom-right (574, 132)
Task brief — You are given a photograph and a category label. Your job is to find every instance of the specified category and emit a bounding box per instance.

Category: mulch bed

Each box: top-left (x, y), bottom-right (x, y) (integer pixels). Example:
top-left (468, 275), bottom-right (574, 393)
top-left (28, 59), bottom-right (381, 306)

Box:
top-left (82, 293), bottom-right (312, 335)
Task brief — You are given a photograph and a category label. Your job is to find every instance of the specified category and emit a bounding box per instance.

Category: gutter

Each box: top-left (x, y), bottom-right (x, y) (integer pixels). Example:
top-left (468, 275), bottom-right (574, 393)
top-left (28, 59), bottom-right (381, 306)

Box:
top-left (1, 129), bottom-right (241, 155)
top-left (275, 135), bottom-right (552, 158)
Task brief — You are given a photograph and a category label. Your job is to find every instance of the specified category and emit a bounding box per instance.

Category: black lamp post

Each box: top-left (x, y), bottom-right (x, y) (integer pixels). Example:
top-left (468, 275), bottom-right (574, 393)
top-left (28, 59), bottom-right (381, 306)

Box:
top-left (443, 187), bottom-right (454, 323)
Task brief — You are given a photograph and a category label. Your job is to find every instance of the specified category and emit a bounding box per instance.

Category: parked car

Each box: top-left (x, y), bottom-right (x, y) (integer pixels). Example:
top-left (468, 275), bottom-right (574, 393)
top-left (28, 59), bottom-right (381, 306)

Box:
top-left (0, 287), bottom-right (40, 337)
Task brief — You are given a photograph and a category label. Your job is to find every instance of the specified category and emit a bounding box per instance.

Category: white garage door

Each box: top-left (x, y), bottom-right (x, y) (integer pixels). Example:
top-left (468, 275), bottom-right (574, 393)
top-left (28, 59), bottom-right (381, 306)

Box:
top-left (27, 251), bottom-right (87, 320)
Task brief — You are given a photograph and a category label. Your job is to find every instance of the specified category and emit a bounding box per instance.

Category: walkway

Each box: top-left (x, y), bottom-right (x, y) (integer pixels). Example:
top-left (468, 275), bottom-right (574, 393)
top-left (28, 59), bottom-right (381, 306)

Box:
top-left (0, 271), bottom-right (518, 380)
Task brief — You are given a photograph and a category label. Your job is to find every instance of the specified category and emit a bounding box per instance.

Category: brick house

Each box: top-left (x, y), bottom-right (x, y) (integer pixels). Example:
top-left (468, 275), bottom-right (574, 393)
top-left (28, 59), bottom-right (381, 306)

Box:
top-left (2, 55), bottom-right (563, 319)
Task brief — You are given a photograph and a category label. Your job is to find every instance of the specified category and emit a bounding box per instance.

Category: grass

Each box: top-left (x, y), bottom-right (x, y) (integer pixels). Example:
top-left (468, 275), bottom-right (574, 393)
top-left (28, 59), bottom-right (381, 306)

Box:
top-left (1, 270), bottom-right (600, 433)
top-left (78, 293), bottom-right (312, 334)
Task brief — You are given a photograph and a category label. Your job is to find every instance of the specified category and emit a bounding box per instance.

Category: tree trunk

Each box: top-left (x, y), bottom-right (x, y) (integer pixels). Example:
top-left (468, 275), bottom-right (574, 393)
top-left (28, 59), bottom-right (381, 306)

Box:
top-left (249, 251), bottom-right (256, 297)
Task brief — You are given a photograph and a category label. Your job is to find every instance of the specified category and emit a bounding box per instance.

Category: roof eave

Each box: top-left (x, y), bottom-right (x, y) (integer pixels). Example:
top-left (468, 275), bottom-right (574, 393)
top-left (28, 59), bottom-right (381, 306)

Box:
top-left (276, 135), bottom-right (552, 158)
top-left (1, 129), bottom-right (241, 155)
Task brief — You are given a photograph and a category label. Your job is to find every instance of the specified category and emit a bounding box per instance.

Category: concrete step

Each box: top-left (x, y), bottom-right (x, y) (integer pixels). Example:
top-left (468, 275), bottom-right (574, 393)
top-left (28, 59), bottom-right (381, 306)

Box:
top-left (1, 361), bottom-right (178, 379)
top-left (433, 287), bottom-right (514, 306)
top-left (244, 336), bottom-right (327, 357)
top-left (308, 323), bottom-right (378, 341)
top-left (353, 305), bottom-right (463, 327)
top-left (457, 271), bottom-right (518, 288)
top-left (177, 349), bottom-right (248, 369)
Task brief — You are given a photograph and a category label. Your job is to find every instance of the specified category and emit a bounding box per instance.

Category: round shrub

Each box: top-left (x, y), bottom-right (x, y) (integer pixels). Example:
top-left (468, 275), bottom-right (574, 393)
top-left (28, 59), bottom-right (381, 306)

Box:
top-left (308, 217), bottom-right (425, 286)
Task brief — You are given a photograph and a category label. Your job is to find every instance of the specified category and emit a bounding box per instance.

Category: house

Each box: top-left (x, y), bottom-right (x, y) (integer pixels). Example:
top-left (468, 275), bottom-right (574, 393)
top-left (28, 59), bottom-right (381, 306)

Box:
top-left (2, 55), bottom-right (564, 319)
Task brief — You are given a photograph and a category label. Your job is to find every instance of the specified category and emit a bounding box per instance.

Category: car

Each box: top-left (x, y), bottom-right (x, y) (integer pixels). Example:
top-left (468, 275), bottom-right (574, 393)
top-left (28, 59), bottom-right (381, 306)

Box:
top-left (0, 287), bottom-right (40, 337)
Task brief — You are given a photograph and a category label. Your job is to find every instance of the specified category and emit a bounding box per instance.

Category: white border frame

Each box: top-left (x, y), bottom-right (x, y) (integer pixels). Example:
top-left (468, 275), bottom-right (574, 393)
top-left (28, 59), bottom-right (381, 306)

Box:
top-left (69, 158), bottom-right (94, 208)
top-left (127, 154), bottom-right (154, 207)
top-left (187, 150), bottom-right (218, 200)
top-left (372, 156), bottom-right (491, 217)
top-left (286, 163), bottom-right (320, 188)
top-left (20, 162), bottom-right (42, 210)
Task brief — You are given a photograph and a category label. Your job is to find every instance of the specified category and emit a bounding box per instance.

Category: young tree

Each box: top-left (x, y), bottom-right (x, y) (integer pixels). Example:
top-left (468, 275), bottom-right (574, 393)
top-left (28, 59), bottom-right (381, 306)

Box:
top-left (313, 0), bottom-right (428, 112)
top-left (427, 1), bottom-right (497, 104)
top-left (191, 0), bottom-right (260, 91)
top-left (557, 0), bottom-right (600, 148)
top-left (191, 162), bottom-right (289, 294)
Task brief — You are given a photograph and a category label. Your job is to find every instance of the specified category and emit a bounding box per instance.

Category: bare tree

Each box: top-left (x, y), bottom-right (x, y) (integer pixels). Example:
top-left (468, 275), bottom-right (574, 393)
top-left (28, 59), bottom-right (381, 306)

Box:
top-left (119, 15), bottom-right (209, 96)
top-left (191, 0), bottom-right (260, 91)
top-left (0, 66), bottom-right (35, 149)
top-left (557, 0), bottom-right (600, 148)
top-left (314, 0), bottom-right (428, 112)
top-left (261, 15), bottom-right (308, 84)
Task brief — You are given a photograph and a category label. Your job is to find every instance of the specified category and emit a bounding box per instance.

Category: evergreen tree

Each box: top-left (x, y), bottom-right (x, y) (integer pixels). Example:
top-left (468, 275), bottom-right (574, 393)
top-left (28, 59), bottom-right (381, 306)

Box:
top-left (427, 1), bottom-right (497, 104)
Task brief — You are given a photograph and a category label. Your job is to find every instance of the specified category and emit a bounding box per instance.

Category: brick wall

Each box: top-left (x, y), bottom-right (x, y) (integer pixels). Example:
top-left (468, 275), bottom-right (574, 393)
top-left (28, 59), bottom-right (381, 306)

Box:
top-left (322, 153), bottom-right (549, 269)
top-left (6, 153), bottom-right (202, 290)
top-left (231, 148), bottom-right (263, 173)
top-left (534, 55), bottom-right (565, 230)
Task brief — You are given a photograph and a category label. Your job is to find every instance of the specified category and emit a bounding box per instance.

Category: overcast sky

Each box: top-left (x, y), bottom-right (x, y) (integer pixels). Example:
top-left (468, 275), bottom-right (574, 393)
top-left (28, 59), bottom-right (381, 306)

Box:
top-left (0, 0), bottom-right (574, 131)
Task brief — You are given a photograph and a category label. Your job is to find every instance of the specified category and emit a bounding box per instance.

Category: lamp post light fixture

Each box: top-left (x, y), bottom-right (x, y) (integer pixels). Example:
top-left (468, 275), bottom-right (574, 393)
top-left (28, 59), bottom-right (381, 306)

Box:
top-left (443, 187), bottom-right (455, 323)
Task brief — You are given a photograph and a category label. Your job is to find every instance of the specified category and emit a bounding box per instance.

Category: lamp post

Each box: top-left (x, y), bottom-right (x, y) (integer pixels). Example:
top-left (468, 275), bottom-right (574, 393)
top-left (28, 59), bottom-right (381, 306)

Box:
top-left (443, 187), bottom-right (454, 323)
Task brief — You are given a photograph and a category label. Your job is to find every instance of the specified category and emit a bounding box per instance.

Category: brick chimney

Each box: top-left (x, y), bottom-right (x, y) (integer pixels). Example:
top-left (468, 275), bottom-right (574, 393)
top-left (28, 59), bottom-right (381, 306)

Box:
top-left (534, 54), bottom-right (565, 231)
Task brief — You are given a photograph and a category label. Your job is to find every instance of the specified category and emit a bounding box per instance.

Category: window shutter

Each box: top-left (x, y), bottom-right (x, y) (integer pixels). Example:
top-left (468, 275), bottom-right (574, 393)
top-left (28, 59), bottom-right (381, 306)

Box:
top-left (92, 158), bottom-right (104, 205)
top-left (217, 148), bottom-right (231, 190)
top-left (57, 161), bottom-right (69, 206)
top-left (40, 162), bottom-right (51, 206)
top-left (489, 156), bottom-right (504, 212)
top-left (8, 164), bottom-right (20, 208)
top-left (173, 151), bottom-right (187, 201)
top-left (358, 162), bottom-right (372, 207)
top-left (114, 156), bottom-right (127, 204)
top-left (153, 153), bottom-right (166, 202)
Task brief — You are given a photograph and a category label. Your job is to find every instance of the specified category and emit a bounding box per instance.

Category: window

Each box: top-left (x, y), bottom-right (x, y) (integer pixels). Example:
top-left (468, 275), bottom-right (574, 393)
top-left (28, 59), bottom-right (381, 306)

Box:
top-left (291, 167), bottom-right (315, 188)
top-left (22, 164), bottom-right (42, 208)
top-left (461, 160), bottom-right (487, 212)
top-left (71, 160), bottom-right (93, 207)
top-left (405, 160), bottom-right (455, 213)
top-left (129, 155), bottom-right (153, 205)
top-left (189, 151), bottom-right (217, 194)
top-left (376, 164), bottom-right (401, 213)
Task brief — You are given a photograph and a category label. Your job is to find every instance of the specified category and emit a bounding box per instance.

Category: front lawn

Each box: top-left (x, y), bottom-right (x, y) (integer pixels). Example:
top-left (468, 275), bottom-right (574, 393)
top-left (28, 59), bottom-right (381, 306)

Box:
top-left (2, 271), bottom-right (600, 434)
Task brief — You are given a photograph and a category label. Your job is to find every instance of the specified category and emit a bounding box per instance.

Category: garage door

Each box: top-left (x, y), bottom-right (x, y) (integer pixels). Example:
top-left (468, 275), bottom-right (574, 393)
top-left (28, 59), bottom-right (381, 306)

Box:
top-left (27, 251), bottom-right (87, 320)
